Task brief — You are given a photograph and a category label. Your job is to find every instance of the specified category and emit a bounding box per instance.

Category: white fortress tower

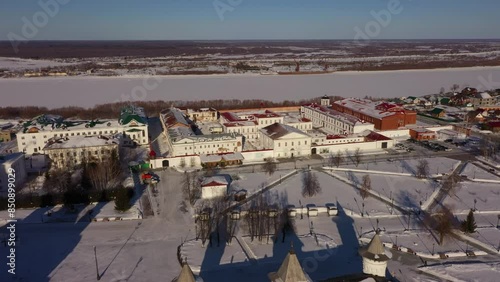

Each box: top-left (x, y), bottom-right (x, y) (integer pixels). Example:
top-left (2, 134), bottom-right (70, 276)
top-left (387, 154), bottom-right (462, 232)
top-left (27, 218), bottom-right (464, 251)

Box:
top-left (359, 232), bottom-right (392, 278)
top-left (320, 95), bottom-right (331, 106)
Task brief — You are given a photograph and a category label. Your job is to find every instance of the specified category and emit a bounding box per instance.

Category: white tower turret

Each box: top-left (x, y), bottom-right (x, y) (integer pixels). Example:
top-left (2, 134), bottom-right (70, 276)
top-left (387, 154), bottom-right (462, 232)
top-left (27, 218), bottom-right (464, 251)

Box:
top-left (359, 232), bottom-right (392, 277)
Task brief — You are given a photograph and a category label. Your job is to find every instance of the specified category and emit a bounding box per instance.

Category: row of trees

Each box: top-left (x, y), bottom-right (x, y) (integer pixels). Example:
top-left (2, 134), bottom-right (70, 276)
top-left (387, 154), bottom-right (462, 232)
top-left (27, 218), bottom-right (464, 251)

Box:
top-left (196, 197), bottom-right (297, 247)
top-left (0, 96), bottom-right (348, 120)
top-left (327, 148), bottom-right (362, 168)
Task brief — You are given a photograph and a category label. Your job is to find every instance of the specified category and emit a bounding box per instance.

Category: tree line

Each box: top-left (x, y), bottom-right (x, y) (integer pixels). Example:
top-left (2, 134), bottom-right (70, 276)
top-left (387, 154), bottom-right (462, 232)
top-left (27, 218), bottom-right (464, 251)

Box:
top-left (0, 96), bottom-right (345, 120)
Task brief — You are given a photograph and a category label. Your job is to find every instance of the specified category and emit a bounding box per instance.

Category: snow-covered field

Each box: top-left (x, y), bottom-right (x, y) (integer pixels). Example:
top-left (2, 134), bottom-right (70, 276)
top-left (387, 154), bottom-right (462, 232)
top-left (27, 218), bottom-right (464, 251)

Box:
top-left (264, 171), bottom-right (397, 216)
top-left (420, 261), bottom-right (500, 282)
top-left (0, 57), bottom-right (74, 70)
top-left (2, 66), bottom-right (500, 108)
top-left (339, 157), bottom-right (460, 176)
top-left (230, 171), bottom-right (290, 196)
top-left (339, 172), bottom-right (439, 210)
top-left (472, 227), bottom-right (500, 251)
top-left (371, 231), bottom-right (480, 257)
top-left (444, 182), bottom-right (500, 213)
top-left (461, 162), bottom-right (500, 181)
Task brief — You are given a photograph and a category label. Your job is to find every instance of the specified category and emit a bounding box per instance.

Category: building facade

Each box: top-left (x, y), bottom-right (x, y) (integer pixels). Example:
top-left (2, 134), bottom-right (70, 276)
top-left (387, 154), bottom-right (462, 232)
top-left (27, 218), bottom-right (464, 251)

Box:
top-left (161, 108), bottom-right (243, 158)
top-left (332, 98), bottom-right (417, 131)
top-left (0, 153), bottom-right (27, 196)
top-left (43, 135), bottom-right (119, 169)
top-left (17, 106), bottom-right (148, 155)
top-left (260, 123), bottom-right (312, 158)
top-left (301, 104), bottom-right (374, 134)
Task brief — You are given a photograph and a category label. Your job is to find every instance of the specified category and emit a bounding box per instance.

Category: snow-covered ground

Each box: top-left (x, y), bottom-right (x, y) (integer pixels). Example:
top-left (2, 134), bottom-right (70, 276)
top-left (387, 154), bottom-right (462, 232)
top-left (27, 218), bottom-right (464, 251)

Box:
top-left (0, 57), bottom-right (74, 70)
top-left (2, 66), bottom-right (500, 108)
top-left (264, 171), bottom-right (398, 216)
top-left (419, 261), bottom-right (500, 282)
top-left (368, 230), bottom-right (481, 258)
top-left (338, 172), bottom-right (439, 210)
top-left (461, 162), bottom-right (500, 181)
top-left (471, 227), bottom-right (500, 251)
top-left (443, 182), bottom-right (500, 213)
top-left (339, 157), bottom-right (460, 177)
top-left (230, 171), bottom-right (290, 196)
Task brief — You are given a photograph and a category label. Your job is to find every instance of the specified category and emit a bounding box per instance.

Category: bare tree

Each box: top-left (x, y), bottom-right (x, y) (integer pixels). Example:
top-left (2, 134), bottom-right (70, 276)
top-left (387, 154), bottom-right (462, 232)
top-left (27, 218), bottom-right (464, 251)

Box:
top-left (44, 168), bottom-right (72, 194)
top-left (85, 153), bottom-right (122, 191)
top-left (262, 158), bottom-right (277, 176)
top-left (353, 148), bottom-right (362, 167)
top-left (450, 84), bottom-right (460, 92)
top-left (301, 170), bottom-right (321, 197)
top-left (439, 87), bottom-right (445, 95)
top-left (244, 194), bottom-right (269, 242)
top-left (344, 148), bottom-right (350, 164)
top-left (195, 202), bottom-right (213, 246)
top-left (416, 159), bottom-right (430, 179)
top-left (209, 197), bottom-right (229, 247)
top-left (190, 157), bottom-right (196, 167)
top-left (421, 205), bottom-right (458, 245)
top-left (181, 171), bottom-right (201, 206)
top-left (360, 174), bottom-right (371, 199)
top-left (333, 151), bottom-right (344, 168)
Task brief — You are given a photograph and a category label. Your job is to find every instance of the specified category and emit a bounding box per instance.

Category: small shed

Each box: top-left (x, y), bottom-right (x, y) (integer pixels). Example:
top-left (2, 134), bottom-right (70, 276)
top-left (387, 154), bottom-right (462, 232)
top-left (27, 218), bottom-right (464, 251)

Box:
top-left (201, 175), bottom-right (231, 199)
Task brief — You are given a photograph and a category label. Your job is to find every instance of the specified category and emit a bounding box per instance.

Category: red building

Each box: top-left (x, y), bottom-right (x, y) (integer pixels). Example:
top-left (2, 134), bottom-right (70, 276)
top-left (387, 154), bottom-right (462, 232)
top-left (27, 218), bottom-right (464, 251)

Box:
top-left (332, 98), bottom-right (417, 130)
top-left (409, 128), bottom-right (436, 141)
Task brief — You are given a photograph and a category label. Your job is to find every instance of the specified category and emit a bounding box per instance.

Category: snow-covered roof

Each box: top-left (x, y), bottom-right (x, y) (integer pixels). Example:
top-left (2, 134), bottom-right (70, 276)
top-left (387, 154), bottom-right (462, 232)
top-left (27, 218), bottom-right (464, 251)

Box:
top-left (268, 248), bottom-right (311, 282)
top-left (476, 92), bottom-right (492, 99)
top-left (302, 104), bottom-right (359, 125)
top-left (201, 175), bottom-right (230, 187)
top-left (333, 98), bottom-right (406, 119)
top-left (43, 135), bottom-right (119, 150)
top-left (359, 233), bottom-right (392, 262)
top-left (260, 123), bottom-right (309, 140)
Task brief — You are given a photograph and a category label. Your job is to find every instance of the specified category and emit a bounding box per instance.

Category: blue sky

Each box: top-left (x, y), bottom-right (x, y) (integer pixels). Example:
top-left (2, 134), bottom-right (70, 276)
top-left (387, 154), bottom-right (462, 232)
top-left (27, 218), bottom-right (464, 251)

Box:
top-left (1, 0), bottom-right (499, 40)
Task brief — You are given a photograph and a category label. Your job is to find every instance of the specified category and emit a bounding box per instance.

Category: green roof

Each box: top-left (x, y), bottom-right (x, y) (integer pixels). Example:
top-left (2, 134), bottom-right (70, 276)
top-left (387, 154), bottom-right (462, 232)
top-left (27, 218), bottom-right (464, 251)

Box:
top-left (430, 108), bottom-right (445, 115)
top-left (119, 106), bottom-right (146, 126)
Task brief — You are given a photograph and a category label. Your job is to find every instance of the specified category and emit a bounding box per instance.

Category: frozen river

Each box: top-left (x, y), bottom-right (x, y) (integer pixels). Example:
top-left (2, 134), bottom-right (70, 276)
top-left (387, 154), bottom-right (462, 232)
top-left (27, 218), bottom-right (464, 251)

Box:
top-left (1, 66), bottom-right (500, 108)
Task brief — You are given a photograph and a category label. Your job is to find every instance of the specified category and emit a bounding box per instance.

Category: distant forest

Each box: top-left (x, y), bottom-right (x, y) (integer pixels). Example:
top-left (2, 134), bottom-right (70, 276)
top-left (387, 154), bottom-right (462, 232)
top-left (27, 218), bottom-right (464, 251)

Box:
top-left (0, 96), bottom-right (348, 120)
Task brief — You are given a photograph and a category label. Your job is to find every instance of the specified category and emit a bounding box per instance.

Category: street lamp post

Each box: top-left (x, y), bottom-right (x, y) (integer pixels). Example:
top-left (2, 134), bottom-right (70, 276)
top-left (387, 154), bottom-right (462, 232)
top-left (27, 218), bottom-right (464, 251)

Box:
top-left (474, 199), bottom-right (477, 211)
top-left (360, 226), bottom-right (363, 238)
top-left (94, 246), bottom-right (100, 280)
top-left (432, 243), bottom-right (435, 255)
top-left (395, 235), bottom-right (398, 246)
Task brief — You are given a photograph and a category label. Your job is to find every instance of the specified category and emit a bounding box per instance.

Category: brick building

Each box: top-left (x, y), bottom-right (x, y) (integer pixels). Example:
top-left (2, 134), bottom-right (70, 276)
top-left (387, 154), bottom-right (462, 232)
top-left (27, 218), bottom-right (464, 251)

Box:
top-left (332, 98), bottom-right (417, 131)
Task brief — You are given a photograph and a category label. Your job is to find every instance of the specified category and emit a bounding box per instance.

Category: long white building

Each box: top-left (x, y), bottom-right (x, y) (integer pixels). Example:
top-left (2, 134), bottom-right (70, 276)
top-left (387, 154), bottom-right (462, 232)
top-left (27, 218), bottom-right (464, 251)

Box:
top-left (160, 108), bottom-right (243, 158)
top-left (301, 104), bottom-right (374, 134)
top-left (17, 106), bottom-right (148, 155)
